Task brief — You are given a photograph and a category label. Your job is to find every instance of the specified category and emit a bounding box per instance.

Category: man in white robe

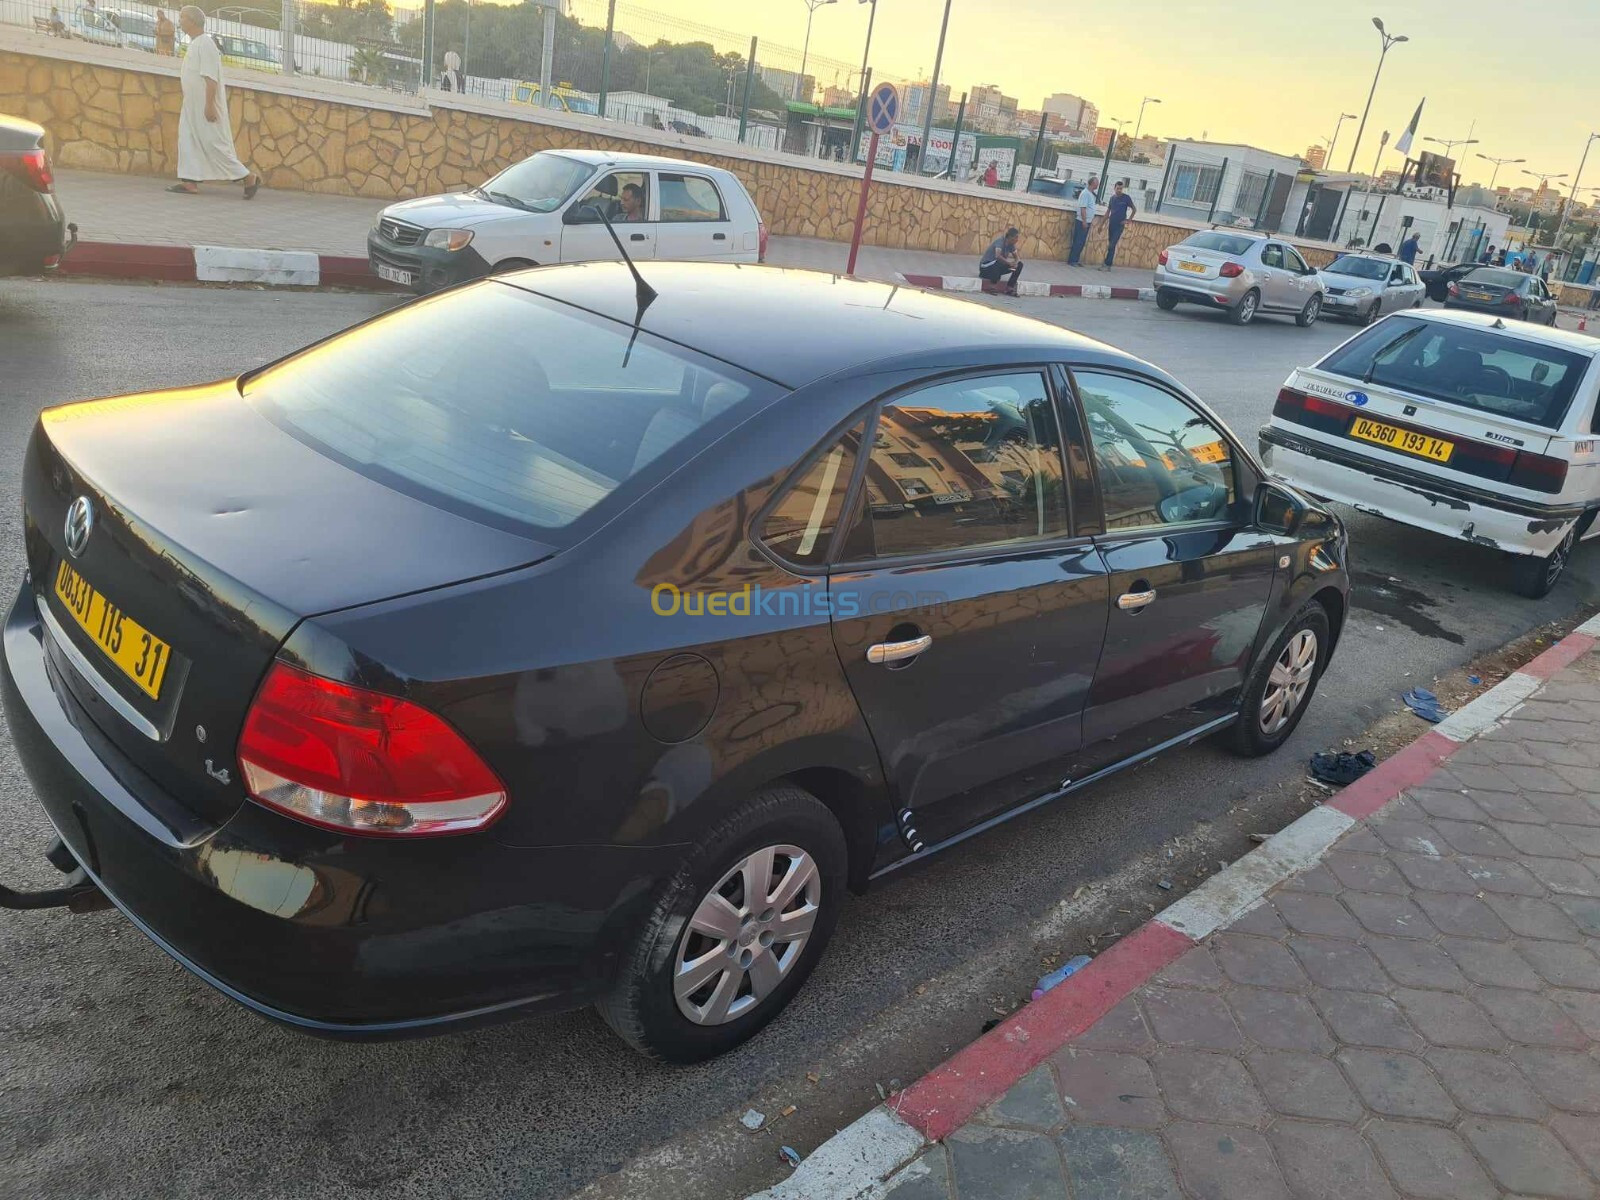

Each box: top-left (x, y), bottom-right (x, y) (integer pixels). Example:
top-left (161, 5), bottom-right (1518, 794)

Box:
top-left (170, 6), bottom-right (260, 196)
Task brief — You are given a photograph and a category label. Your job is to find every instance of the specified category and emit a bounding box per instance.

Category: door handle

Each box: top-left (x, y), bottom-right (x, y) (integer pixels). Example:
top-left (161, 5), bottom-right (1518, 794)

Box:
top-left (1117, 589), bottom-right (1157, 612)
top-left (712, 232), bottom-right (727, 241)
top-left (629, 233), bottom-right (647, 241)
top-left (867, 634), bottom-right (932, 664)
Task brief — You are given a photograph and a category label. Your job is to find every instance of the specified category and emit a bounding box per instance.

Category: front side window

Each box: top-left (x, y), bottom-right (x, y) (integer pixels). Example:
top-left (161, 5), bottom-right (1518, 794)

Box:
top-left (243, 284), bottom-right (773, 537)
top-left (570, 171), bottom-right (650, 224)
top-left (850, 373), bottom-right (1067, 559)
top-left (1077, 372), bottom-right (1237, 531)
top-left (1285, 247), bottom-right (1311, 273)
top-left (1319, 316), bottom-right (1591, 429)
top-left (759, 424), bottom-right (864, 566)
top-left (658, 174), bottom-right (726, 222)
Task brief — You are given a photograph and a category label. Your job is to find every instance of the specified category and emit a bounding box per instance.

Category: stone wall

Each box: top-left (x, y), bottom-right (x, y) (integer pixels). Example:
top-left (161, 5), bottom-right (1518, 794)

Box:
top-left (0, 40), bottom-right (1339, 271)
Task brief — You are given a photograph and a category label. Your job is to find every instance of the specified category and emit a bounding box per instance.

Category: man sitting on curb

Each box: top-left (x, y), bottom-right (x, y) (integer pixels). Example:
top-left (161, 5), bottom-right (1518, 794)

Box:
top-left (979, 227), bottom-right (1023, 295)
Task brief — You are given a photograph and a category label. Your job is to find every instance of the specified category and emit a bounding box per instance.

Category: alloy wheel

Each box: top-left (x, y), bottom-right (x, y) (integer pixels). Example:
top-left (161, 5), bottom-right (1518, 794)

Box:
top-left (1259, 629), bottom-right (1318, 736)
top-left (1238, 294), bottom-right (1257, 323)
top-left (1546, 530), bottom-right (1576, 590)
top-left (673, 844), bottom-right (821, 1025)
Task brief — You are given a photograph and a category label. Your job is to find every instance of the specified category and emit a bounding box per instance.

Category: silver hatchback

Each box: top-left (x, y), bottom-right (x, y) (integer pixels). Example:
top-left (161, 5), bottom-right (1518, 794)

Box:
top-left (1154, 231), bottom-right (1326, 327)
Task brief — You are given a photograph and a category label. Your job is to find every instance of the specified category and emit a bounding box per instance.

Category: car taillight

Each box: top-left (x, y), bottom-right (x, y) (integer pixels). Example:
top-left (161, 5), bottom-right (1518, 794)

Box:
top-left (237, 662), bottom-right (507, 837)
top-left (1503, 291), bottom-right (1521, 305)
top-left (2, 148), bottom-right (52, 192)
top-left (1508, 450), bottom-right (1569, 494)
top-left (1219, 261), bottom-right (1245, 278)
top-left (757, 220), bottom-right (768, 263)
top-left (1273, 386), bottom-right (1352, 433)
top-left (1158, 249), bottom-right (1169, 266)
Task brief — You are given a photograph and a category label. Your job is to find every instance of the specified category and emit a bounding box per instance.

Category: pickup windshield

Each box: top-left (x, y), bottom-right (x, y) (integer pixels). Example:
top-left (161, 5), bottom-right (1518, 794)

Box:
top-left (1318, 316), bottom-right (1591, 430)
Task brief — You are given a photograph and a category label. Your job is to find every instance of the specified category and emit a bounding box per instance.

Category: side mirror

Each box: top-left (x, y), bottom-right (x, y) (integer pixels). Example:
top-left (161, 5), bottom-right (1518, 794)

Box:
top-left (1255, 481), bottom-right (1307, 536)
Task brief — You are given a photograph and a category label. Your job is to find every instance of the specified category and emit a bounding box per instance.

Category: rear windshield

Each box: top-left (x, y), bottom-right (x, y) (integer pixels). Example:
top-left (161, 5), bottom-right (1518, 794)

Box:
top-left (243, 283), bottom-right (775, 537)
top-left (1317, 316), bottom-right (1592, 430)
top-left (1462, 268), bottom-right (1524, 289)
top-left (1325, 255), bottom-right (1389, 280)
top-left (1181, 232), bottom-right (1258, 255)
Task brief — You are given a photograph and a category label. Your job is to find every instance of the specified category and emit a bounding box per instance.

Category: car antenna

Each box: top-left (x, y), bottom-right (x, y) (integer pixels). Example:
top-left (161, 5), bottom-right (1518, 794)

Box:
top-left (586, 203), bottom-right (657, 311)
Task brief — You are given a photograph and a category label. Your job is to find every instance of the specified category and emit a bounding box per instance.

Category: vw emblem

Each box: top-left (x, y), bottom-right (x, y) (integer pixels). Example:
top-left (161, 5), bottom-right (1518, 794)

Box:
top-left (64, 496), bottom-right (94, 558)
top-left (1345, 391), bottom-right (1370, 407)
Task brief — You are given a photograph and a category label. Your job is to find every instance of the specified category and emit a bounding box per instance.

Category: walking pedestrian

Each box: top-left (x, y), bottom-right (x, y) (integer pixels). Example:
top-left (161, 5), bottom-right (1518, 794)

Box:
top-left (1398, 231), bottom-right (1421, 265)
top-left (1067, 175), bottom-right (1098, 267)
top-left (1101, 180), bottom-right (1136, 270)
top-left (154, 8), bottom-right (174, 54)
top-left (169, 7), bottom-right (260, 198)
top-left (978, 226), bottom-right (1023, 295)
top-left (438, 49), bottom-right (463, 92)
top-left (1481, 243), bottom-right (1496, 264)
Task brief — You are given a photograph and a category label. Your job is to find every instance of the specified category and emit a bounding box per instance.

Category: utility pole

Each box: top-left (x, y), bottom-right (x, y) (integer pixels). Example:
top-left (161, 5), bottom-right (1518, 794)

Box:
top-left (917, 0), bottom-right (951, 176)
top-left (280, 0), bottom-right (295, 75)
top-left (420, 0), bottom-right (434, 89)
top-left (597, 0), bottom-right (616, 117)
top-left (850, 0), bottom-right (878, 162)
top-left (535, 0), bottom-right (556, 102)
top-left (1348, 17), bottom-right (1408, 172)
top-left (738, 37), bottom-right (758, 143)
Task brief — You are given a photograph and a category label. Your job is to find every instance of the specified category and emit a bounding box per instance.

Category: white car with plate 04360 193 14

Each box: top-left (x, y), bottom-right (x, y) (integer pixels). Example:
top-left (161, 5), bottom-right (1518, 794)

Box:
top-left (367, 149), bottom-right (767, 293)
top-left (1259, 308), bottom-right (1600, 598)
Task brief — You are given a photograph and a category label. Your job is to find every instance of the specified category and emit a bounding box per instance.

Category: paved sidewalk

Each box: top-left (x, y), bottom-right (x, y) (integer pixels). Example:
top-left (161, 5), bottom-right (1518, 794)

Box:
top-left (50, 168), bottom-right (1152, 290)
top-left (874, 649), bottom-right (1600, 1199)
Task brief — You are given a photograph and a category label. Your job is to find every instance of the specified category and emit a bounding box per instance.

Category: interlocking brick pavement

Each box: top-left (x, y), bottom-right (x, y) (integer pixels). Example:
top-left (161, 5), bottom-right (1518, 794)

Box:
top-left (878, 649), bottom-right (1600, 1199)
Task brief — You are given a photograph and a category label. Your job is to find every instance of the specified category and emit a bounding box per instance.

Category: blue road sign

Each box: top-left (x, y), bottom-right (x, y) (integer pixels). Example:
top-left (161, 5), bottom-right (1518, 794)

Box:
top-left (867, 83), bottom-right (901, 136)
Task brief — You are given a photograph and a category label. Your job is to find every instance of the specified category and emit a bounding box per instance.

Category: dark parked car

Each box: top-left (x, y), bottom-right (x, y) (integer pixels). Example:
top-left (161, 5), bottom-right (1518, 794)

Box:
top-left (1419, 260), bottom-right (1486, 303)
top-left (0, 113), bottom-right (69, 276)
top-left (1444, 266), bottom-right (1559, 325)
top-left (0, 265), bottom-right (1348, 1061)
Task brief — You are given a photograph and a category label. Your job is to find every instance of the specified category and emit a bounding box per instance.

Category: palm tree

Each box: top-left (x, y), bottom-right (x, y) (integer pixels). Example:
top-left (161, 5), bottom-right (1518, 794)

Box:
top-left (348, 46), bottom-right (389, 85)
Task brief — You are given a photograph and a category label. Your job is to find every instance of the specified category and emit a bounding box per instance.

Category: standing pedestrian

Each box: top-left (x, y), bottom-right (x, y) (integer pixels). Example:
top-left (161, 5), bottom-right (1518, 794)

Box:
top-left (439, 49), bottom-right (464, 92)
top-left (1481, 243), bottom-right (1496, 264)
top-left (1398, 231), bottom-right (1421, 265)
top-left (169, 7), bottom-right (260, 198)
top-left (154, 8), bottom-right (174, 54)
top-left (982, 160), bottom-right (999, 188)
top-left (1067, 175), bottom-right (1098, 266)
top-left (1101, 180), bottom-right (1136, 270)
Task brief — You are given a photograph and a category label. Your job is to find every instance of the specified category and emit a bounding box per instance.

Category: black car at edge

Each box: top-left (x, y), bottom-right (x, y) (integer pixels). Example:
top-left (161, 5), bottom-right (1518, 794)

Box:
top-left (0, 264), bottom-right (1349, 1061)
top-left (0, 113), bottom-right (70, 276)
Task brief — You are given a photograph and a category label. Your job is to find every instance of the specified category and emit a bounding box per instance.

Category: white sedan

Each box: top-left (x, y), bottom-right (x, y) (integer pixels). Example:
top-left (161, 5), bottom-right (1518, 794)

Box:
top-left (367, 150), bottom-right (767, 293)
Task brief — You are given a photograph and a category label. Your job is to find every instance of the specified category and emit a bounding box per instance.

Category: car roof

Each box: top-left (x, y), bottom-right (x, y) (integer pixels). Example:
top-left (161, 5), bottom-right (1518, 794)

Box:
top-left (543, 148), bottom-right (736, 175)
top-left (0, 113), bottom-right (46, 149)
top-left (501, 262), bottom-right (1149, 389)
top-left (1398, 307), bottom-right (1598, 354)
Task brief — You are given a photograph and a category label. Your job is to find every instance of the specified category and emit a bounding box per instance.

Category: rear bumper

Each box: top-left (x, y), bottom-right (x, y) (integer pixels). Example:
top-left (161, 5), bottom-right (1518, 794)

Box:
top-left (1152, 266), bottom-right (1242, 307)
top-left (1258, 426), bottom-right (1581, 559)
top-left (0, 193), bottom-right (67, 274)
top-left (1, 585), bottom-right (673, 1037)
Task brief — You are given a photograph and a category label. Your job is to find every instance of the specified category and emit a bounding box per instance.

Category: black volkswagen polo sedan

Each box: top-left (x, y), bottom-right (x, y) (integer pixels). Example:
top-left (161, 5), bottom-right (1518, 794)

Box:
top-left (1, 264), bottom-right (1348, 1061)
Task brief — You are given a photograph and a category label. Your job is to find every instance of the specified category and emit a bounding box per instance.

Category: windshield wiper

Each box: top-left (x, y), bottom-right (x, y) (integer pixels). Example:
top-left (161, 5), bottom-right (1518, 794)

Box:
top-left (484, 190), bottom-right (532, 211)
top-left (1363, 324), bottom-right (1425, 384)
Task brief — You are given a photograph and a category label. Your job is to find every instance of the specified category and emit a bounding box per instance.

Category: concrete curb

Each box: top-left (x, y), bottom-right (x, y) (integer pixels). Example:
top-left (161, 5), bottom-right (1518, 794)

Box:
top-left (896, 272), bottom-right (1155, 302)
top-left (59, 240), bottom-right (395, 291)
top-left (748, 612), bottom-right (1600, 1200)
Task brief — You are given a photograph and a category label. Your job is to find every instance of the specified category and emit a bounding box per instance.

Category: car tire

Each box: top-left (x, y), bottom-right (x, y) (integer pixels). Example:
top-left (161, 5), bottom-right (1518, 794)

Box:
top-left (1358, 301), bottom-right (1379, 325)
top-left (1295, 294), bottom-right (1322, 328)
top-left (1156, 289), bottom-right (1179, 311)
top-left (598, 783), bottom-right (847, 1063)
top-left (1225, 600), bottom-right (1331, 758)
top-left (1508, 526), bottom-right (1577, 600)
top-left (1228, 289), bottom-right (1260, 326)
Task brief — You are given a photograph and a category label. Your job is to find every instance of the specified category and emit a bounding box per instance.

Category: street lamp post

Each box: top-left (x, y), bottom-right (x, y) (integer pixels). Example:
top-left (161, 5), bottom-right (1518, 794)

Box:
top-left (1423, 134), bottom-right (1479, 159)
top-left (916, 0), bottom-right (952, 177)
top-left (1553, 131), bottom-right (1600, 254)
top-left (1133, 96), bottom-right (1160, 142)
top-left (1521, 168), bottom-right (1569, 249)
top-left (796, 0), bottom-right (837, 102)
top-left (1476, 153), bottom-right (1524, 191)
top-left (1347, 16), bottom-right (1408, 172)
top-left (1326, 111), bottom-right (1356, 169)
top-left (850, 0), bottom-right (878, 160)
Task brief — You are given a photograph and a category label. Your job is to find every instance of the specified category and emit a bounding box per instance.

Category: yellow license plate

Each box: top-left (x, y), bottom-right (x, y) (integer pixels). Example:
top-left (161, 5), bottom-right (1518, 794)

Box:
top-left (1177, 261), bottom-right (1208, 274)
top-left (53, 560), bottom-right (172, 700)
top-left (1350, 417), bottom-right (1455, 463)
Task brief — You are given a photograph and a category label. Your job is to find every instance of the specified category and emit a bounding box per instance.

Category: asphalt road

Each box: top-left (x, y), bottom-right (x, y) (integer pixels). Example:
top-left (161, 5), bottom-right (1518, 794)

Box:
top-left (1, 279), bottom-right (1596, 1200)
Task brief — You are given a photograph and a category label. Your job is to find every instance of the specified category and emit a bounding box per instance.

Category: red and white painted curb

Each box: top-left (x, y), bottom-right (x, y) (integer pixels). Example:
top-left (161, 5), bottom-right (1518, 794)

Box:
top-left (749, 612), bottom-right (1600, 1200)
top-left (896, 271), bottom-right (1156, 302)
top-left (59, 241), bottom-right (391, 290)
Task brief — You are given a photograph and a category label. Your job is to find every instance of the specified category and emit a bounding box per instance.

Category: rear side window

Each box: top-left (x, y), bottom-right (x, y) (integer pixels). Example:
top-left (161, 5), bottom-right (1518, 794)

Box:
top-left (658, 174), bottom-right (726, 221)
top-left (759, 424), bottom-right (863, 567)
top-left (1182, 232), bottom-right (1257, 255)
top-left (849, 372), bottom-right (1067, 560)
top-left (243, 284), bottom-right (773, 538)
top-left (1319, 317), bottom-right (1592, 430)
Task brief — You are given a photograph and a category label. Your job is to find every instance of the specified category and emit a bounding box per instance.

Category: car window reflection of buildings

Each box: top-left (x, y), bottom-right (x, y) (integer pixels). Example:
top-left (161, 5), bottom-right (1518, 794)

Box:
top-left (864, 403), bottom-right (1046, 521)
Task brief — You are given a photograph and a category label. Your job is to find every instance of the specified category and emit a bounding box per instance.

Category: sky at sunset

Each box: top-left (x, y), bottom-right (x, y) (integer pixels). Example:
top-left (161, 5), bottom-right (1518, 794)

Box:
top-left (596, 0), bottom-right (1600, 191)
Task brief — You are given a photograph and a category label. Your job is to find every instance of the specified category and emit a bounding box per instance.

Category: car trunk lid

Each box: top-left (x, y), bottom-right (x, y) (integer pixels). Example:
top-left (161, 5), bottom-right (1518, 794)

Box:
top-left (24, 383), bottom-right (552, 827)
top-left (1167, 246), bottom-right (1228, 280)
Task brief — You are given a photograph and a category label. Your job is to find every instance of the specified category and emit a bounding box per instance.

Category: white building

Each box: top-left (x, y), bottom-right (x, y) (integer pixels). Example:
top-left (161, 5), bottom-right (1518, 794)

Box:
top-left (1152, 140), bottom-right (1306, 229)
